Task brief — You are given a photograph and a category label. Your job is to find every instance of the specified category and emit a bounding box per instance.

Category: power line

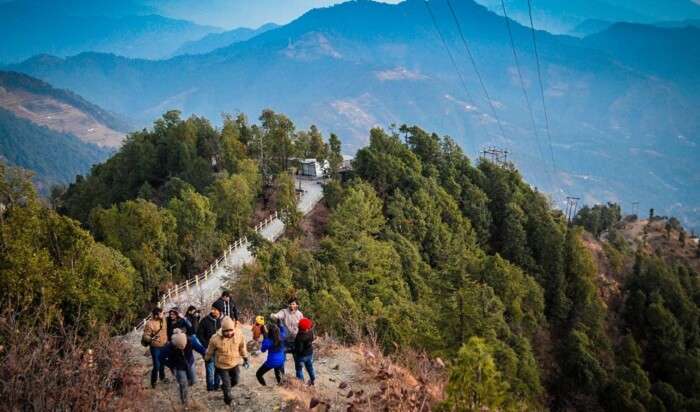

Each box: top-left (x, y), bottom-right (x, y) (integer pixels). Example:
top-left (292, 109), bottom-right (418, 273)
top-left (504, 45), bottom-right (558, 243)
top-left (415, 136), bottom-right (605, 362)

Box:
top-left (423, 0), bottom-right (480, 154)
top-left (525, 0), bottom-right (557, 173)
top-left (445, 0), bottom-right (507, 141)
top-left (498, 0), bottom-right (553, 189)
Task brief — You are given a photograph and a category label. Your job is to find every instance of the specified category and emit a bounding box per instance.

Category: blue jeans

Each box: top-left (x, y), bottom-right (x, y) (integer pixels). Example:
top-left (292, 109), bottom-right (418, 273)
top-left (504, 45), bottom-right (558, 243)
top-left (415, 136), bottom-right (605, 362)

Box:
top-left (149, 346), bottom-right (166, 385)
top-left (294, 354), bottom-right (315, 383)
top-left (205, 356), bottom-right (220, 390)
top-left (174, 365), bottom-right (196, 404)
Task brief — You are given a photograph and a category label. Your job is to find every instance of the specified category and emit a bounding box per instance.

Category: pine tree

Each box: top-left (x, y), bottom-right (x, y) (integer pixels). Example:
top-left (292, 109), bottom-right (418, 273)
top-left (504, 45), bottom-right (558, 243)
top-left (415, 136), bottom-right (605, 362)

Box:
top-left (327, 133), bottom-right (343, 179)
top-left (274, 172), bottom-right (301, 232)
top-left (441, 337), bottom-right (510, 412)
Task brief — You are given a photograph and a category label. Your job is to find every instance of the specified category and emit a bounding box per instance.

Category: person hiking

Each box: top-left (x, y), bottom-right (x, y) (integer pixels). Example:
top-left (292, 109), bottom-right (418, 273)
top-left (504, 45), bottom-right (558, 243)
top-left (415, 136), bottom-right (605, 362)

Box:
top-left (185, 305), bottom-right (201, 332)
top-left (255, 323), bottom-right (286, 386)
top-left (294, 317), bottom-right (316, 386)
top-left (204, 316), bottom-right (250, 406)
top-left (166, 307), bottom-right (194, 340)
top-left (142, 308), bottom-right (168, 388)
top-left (252, 315), bottom-right (266, 342)
top-left (248, 315), bottom-right (266, 355)
top-left (159, 328), bottom-right (206, 405)
top-left (270, 297), bottom-right (304, 353)
top-left (213, 291), bottom-right (239, 320)
top-left (196, 300), bottom-right (224, 391)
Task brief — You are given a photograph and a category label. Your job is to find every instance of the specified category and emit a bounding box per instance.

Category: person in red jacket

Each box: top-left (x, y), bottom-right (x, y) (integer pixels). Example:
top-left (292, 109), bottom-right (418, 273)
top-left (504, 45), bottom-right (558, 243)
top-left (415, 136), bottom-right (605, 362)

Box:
top-left (293, 317), bottom-right (316, 385)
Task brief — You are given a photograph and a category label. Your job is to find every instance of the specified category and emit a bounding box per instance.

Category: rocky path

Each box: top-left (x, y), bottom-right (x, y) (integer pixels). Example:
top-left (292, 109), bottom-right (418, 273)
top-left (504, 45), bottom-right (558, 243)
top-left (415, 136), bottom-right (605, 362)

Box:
top-left (126, 178), bottom-right (434, 411)
top-left (131, 325), bottom-right (371, 411)
top-left (126, 177), bottom-right (373, 411)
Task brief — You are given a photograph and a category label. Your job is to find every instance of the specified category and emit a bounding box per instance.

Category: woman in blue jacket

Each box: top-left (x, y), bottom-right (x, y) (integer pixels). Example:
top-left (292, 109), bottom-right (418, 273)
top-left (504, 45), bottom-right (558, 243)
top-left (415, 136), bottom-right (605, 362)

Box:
top-left (255, 323), bottom-right (286, 385)
top-left (159, 329), bottom-right (206, 404)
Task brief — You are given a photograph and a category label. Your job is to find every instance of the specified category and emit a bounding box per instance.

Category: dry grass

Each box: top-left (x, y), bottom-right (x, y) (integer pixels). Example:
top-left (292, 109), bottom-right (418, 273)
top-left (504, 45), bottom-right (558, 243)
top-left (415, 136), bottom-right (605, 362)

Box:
top-left (275, 333), bottom-right (446, 411)
top-left (347, 339), bottom-right (446, 412)
top-left (0, 308), bottom-right (145, 411)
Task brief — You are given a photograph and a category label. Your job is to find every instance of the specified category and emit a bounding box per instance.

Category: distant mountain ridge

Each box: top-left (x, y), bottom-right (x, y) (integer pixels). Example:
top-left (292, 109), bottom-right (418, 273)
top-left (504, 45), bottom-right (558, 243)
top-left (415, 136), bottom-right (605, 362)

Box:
top-left (172, 23), bottom-right (280, 56)
top-left (0, 70), bottom-right (123, 188)
top-left (582, 23), bottom-right (700, 85)
top-left (0, 71), bottom-right (130, 147)
top-left (6, 0), bottom-right (700, 229)
top-left (0, 108), bottom-right (111, 190)
top-left (570, 18), bottom-right (700, 37)
top-left (475, 0), bottom-right (700, 33)
top-left (0, 0), bottom-right (221, 62)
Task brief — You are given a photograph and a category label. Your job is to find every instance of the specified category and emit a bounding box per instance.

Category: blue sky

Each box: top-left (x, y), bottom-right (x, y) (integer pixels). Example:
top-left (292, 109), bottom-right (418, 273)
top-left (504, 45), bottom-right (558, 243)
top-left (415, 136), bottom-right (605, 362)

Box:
top-left (151, 0), bottom-right (402, 29)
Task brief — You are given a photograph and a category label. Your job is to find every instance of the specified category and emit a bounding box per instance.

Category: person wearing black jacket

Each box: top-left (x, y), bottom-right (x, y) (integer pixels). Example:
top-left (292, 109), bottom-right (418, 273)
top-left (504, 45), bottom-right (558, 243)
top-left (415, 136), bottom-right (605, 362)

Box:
top-left (159, 330), bottom-right (206, 405)
top-left (197, 301), bottom-right (224, 391)
top-left (213, 291), bottom-right (239, 320)
top-left (166, 307), bottom-right (194, 340)
top-left (293, 317), bottom-right (316, 385)
top-left (185, 305), bottom-right (201, 332)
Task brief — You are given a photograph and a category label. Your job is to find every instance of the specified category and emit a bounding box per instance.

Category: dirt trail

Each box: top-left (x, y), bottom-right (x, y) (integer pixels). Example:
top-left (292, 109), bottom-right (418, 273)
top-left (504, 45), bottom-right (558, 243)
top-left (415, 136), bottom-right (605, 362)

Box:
top-left (130, 325), bottom-right (371, 411)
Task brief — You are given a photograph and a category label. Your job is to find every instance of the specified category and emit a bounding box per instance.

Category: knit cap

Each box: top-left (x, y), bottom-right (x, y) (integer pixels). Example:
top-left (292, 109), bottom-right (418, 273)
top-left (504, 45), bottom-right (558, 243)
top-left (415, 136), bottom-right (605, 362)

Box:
top-left (212, 300), bottom-right (225, 313)
top-left (221, 316), bottom-right (236, 331)
top-left (298, 317), bottom-right (313, 332)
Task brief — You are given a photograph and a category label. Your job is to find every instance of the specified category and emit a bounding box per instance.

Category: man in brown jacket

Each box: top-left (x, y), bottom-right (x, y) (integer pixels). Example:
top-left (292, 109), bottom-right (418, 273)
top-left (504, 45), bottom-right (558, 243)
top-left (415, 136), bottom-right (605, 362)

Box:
top-left (205, 316), bottom-right (250, 405)
top-left (143, 307), bottom-right (168, 388)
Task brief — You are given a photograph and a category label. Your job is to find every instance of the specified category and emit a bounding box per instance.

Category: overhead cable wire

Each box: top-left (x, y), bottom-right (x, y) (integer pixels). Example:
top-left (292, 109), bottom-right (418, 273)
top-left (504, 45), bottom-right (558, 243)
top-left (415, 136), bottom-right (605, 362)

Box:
top-left (525, 0), bottom-right (557, 173)
top-left (423, 0), bottom-right (480, 154)
top-left (499, 0), bottom-right (555, 190)
top-left (445, 0), bottom-right (507, 141)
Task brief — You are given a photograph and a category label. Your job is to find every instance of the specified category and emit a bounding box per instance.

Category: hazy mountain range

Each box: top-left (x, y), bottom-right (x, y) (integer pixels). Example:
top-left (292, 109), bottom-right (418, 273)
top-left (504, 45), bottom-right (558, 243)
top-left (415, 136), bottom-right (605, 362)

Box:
top-left (475, 0), bottom-right (700, 34)
top-left (569, 18), bottom-right (700, 37)
top-left (3, 0), bottom-right (700, 229)
top-left (0, 0), bottom-right (221, 63)
top-left (173, 23), bottom-right (279, 56)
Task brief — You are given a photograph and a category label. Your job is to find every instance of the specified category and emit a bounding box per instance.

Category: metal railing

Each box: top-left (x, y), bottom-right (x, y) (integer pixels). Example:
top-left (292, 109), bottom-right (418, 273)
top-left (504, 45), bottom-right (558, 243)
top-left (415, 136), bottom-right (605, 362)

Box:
top-left (134, 210), bottom-right (279, 331)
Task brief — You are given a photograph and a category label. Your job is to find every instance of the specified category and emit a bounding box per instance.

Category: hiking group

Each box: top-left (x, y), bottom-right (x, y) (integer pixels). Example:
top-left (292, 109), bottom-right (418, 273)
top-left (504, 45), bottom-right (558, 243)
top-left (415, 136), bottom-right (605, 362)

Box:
top-left (141, 292), bottom-right (316, 406)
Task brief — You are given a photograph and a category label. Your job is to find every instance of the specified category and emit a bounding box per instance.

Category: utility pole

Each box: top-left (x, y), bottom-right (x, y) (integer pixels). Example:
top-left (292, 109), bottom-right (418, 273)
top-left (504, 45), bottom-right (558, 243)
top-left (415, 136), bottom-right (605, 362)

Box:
top-left (565, 196), bottom-right (580, 223)
top-left (631, 201), bottom-right (639, 218)
top-left (481, 146), bottom-right (509, 167)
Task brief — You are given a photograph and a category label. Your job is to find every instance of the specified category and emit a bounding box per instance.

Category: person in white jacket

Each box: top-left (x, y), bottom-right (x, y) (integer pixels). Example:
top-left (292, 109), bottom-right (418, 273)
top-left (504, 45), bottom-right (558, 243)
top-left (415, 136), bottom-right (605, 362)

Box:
top-left (270, 297), bottom-right (304, 353)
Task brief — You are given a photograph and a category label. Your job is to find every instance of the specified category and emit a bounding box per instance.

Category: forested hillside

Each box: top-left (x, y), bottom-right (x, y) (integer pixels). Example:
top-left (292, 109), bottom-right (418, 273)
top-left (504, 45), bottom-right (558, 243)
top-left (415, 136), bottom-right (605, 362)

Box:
top-left (55, 110), bottom-right (341, 308)
top-left (0, 71), bottom-right (132, 190)
top-left (0, 107), bottom-right (111, 189)
top-left (229, 124), bottom-right (700, 410)
top-left (1, 110), bottom-right (698, 411)
top-left (0, 71), bottom-right (131, 135)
